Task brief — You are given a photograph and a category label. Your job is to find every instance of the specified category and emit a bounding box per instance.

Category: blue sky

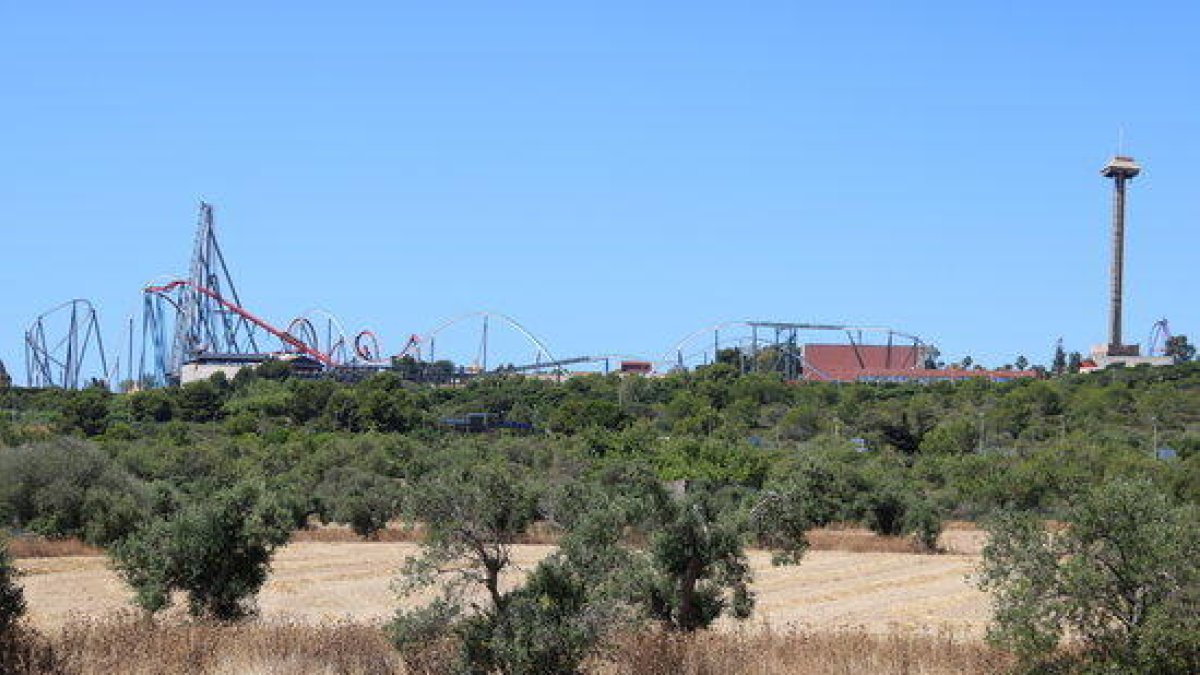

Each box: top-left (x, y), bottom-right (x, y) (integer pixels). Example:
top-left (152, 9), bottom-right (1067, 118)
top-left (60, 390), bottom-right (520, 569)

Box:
top-left (2, 2), bottom-right (1197, 379)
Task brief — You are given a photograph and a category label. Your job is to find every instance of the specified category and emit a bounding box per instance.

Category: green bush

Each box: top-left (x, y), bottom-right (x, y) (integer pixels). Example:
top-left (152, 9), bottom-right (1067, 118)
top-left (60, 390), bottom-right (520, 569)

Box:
top-left (638, 494), bottom-right (754, 631)
top-left (59, 387), bottom-right (112, 436)
top-left (980, 479), bottom-right (1200, 672)
top-left (314, 467), bottom-right (402, 539)
top-left (0, 535), bottom-right (25, 634)
top-left (0, 439), bottom-right (146, 545)
top-left (110, 481), bottom-right (293, 620)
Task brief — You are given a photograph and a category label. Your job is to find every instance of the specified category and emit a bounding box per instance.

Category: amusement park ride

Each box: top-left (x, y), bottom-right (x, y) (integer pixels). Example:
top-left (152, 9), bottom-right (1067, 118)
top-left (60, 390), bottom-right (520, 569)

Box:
top-left (18, 196), bottom-right (1182, 390)
top-left (23, 203), bottom-right (627, 389)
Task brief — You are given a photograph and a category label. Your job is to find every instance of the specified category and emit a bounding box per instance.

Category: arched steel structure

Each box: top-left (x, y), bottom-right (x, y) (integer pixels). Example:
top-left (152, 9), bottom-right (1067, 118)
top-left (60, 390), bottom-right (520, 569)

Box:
top-left (1148, 318), bottom-right (1172, 357)
top-left (420, 311), bottom-right (558, 373)
top-left (25, 299), bottom-right (111, 389)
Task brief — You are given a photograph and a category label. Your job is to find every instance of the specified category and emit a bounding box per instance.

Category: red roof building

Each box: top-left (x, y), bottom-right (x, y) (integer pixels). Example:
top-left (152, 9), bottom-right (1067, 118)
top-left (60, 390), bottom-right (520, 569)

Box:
top-left (801, 343), bottom-right (1037, 383)
top-left (802, 343), bottom-right (924, 381)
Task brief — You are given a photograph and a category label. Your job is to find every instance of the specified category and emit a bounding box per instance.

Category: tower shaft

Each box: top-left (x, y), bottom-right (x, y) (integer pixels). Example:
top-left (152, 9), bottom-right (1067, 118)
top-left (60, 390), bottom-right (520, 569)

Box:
top-left (1108, 173), bottom-right (1127, 350)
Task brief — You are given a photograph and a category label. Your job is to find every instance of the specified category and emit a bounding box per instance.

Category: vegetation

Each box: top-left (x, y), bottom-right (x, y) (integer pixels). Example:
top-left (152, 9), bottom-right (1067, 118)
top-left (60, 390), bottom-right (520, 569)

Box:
top-left (980, 479), bottom-right (1200, 673)
top-left (110, 481), bottom-right (294, 620)
top-left (1, 360), bottom-right (1199, 670)
top-left (0, 616), bottom-right (1011, 675)
top-left (0, 535), bottom-right (25, 634)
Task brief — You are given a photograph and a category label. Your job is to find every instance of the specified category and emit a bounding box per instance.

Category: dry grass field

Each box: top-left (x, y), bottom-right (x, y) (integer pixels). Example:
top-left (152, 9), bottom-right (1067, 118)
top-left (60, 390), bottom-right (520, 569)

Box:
top-left (15, 533), bottom-right (990, 636)
top-left (7, 528), bottom-right (1000, 673)
top-left (4, 617), bottom-right (1009, 675)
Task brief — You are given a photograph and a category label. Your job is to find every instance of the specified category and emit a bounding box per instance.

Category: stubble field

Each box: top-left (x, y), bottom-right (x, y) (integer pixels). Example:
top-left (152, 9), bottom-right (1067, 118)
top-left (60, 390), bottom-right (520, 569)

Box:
top-left (16, 531), bottom-right (990, 636)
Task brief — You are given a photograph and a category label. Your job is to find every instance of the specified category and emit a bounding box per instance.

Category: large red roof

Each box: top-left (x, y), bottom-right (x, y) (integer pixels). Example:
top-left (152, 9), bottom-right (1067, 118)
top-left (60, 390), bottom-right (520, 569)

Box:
top-left (803, 343), bottom-right (922, 381)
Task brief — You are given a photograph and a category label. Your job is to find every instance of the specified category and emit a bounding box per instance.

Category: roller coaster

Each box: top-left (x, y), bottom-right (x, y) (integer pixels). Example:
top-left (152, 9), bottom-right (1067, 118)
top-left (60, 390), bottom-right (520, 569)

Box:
top-left (19, 202), bottom-right (1129, 390)
top-left (24, 203), bottom-right (602, 388)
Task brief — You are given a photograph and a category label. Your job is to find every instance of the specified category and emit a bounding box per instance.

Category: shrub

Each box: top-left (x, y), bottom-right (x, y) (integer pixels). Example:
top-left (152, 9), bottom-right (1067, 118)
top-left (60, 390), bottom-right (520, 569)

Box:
top-left (314, 467), bottom-right (402, 539)
top-left (110, 481), bottom-right (293, 620)
top-left (59, 387), bottom-right (112, 436)
top-left (0, 535), bottom-right (25, 634)
top-left (638, 495), bottom-right (754, 631)
top-left (0, 439), bottom-right (146, 545)
top-left (859, 480), bottom-right (943, 551)
top-left (979, 479), bottom-right (1200, 672)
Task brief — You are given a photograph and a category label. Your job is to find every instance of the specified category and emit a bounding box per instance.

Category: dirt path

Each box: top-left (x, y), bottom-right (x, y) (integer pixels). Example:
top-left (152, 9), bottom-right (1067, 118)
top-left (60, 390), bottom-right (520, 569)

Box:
top-left (16, 542), bottom-right (989, 635)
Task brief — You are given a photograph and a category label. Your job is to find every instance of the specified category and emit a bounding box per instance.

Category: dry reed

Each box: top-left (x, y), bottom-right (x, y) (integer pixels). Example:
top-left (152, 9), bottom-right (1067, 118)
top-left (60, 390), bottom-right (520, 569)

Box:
top-left (2, 617), bottom-right (1012, 675)
top-left (596, 627), bottom-right (1012, 675)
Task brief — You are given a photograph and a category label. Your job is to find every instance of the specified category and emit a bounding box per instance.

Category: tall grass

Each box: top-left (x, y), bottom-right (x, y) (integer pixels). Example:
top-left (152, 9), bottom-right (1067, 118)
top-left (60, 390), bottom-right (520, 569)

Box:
top-left (596, 628), bottom-right (1011, 675)
top-left (2, 616), bottom-right (1010, 674)
top-left (47, 613), bottom-right (401, 675)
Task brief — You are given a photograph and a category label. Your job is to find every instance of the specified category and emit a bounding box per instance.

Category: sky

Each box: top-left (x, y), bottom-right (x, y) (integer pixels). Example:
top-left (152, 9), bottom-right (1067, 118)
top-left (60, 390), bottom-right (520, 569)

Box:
top-left (2, 1), bottom-right (1198, 380)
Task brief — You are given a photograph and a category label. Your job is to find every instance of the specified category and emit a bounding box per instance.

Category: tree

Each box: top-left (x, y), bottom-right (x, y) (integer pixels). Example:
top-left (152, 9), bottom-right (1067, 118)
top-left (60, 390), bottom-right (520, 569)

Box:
top-left (314, 467), bottom-right (402, 539)
top-left (636, 494), bottom-right (754, 631)
top-left (128, 388), bottom-right (176, 423)
top-left (177, 380), bottom-right (225, 422)
top-left (1165, 335), bottom-right (1196, 363)
top-left (979, 479), bottom-right (1200, 672)
top-left (1014, 355), bottom-right (1029, 371)
top-left (60, 387), bottom-right (111, 436)
top-left (396, 459), bottom-right (537, 611)
top-left (0, 535), bottom-right (25, 635)
top-left (111, 481), bottom-right (293, 620)
top-left (0, 439), bottom-right (146, 545)
top-left (390, 458), bottom-right (546, 672)
top-left (858, 480), bottom-right (943, 551)
top-left (1051, 340), bottom-right (1067, 376)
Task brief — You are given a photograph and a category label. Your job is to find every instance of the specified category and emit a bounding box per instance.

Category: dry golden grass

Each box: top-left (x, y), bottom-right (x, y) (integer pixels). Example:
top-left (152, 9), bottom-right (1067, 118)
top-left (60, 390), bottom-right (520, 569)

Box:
top-left (7, 538), bottom-right (101, 559)
top-left (49, 614), bottom-right (402, 675)
top-left (3, 619), bottom-right (1010, 675)
top-left (17, 542), bottom-right (989, 635)
top-left (597, 628), bottom-right (1011, 675)
top-left (805, 528), bottom-right (928, 554)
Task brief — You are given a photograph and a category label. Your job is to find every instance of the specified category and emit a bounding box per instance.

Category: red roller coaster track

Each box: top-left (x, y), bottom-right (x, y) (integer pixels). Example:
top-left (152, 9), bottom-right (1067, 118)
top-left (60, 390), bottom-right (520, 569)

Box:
top-left (144, 279), bottom-right (335, 366)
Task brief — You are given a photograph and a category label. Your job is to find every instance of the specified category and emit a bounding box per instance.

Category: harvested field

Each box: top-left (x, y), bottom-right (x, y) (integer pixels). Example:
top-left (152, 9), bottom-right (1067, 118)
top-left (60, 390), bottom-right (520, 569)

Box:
top-left (16, 540), bottom-right (990, 636)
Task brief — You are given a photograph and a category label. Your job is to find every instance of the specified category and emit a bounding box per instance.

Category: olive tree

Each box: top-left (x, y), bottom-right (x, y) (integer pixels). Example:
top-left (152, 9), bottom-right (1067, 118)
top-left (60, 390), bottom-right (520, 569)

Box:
top-left (110, 481), bottom-right (293, 620)
top-left (636, 493), bottom-right (755, 631)
top-left (979, 479), bottom-right (1200, 672)
top-left (389, 459), bottom-right (540, 672)
top-left (390, 461), bottom-right (642, 674)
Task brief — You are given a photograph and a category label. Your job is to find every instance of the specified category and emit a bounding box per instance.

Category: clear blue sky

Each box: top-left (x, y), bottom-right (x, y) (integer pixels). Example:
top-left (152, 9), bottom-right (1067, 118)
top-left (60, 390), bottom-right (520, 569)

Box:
top-left (2, 2), bottom-right (1197, 378)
